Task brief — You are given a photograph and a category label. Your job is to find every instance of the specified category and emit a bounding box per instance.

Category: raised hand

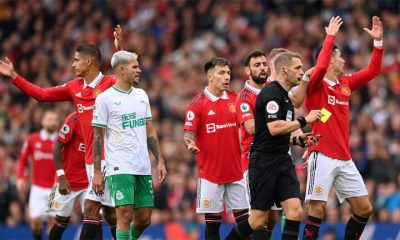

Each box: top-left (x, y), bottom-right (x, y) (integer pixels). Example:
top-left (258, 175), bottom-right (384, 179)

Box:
top-left (0, 57), bottom-right (17, 79)
top-left (114, 24), bottom-right (123, 51)
top-left (325, 16), bottom-right (343, 36)
top-left (363, 16), bottom-right (383, 40)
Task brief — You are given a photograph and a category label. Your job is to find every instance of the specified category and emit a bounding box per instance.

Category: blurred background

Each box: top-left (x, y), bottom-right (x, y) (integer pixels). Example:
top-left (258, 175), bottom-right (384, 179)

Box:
top-left (0, 0), bottom-right (399, 239)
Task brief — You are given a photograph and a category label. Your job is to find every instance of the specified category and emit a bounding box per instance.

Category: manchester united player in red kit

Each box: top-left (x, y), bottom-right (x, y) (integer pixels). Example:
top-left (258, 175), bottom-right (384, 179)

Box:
top-left (0, 26), bottom-right (123, 239)
top-left (17, 109), bottom-right (59, 240)
top-left (47, 112), bottom-right (88, 240)
top-left (183, 57), bottom-right (249, 240)
top-left (303, 16), bottom-right (383, 240)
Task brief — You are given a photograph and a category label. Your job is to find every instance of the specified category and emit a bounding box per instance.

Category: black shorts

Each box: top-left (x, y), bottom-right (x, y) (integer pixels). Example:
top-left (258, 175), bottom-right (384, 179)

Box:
top-left (248, 151), bottom-right (300, 211)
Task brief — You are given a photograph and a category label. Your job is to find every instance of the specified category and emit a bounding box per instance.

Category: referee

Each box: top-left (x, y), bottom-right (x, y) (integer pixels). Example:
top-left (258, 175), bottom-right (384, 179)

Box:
top-left (226, 52), bottom-right (322, 240)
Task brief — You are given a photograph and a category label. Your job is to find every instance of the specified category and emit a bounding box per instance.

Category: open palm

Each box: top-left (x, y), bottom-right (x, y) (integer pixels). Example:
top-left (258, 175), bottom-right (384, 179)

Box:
top-left (364, 16), bottom-right (383, 40)
top-left (0, 57), bottom-right (15, 78)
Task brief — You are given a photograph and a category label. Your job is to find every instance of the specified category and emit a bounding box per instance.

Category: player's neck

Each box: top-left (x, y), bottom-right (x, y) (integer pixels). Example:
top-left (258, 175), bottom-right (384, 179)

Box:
top-left (114, 80), bottom-right (132, 92)
top-left (325, 68), bottom-right (339, 83)
top-left (83, 69), bottom-right (101, 85)
top-left (207, 85), bottom-right (225, 97)
top-left (248, 79), bottom-right (263, 89)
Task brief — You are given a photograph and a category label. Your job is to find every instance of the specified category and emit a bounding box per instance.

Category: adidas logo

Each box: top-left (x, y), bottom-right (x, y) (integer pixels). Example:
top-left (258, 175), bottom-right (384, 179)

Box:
top-left (208, 110), bottom-right (215, 115)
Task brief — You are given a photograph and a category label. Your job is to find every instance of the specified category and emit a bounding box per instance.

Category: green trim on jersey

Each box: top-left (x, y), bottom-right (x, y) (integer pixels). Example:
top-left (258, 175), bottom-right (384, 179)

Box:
top-left (92, 123), bottom-right (107, 128)
top-left (112, 86), bottom-right (132, 94)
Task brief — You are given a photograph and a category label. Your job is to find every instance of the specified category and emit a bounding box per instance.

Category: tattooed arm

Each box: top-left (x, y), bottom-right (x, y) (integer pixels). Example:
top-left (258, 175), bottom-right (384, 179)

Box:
top-left (183, 130), bottom-right (200, 154)
top-left (92, 126), bottom-right (105, 195)
top-left (146, 120), bottom-right (167, 183)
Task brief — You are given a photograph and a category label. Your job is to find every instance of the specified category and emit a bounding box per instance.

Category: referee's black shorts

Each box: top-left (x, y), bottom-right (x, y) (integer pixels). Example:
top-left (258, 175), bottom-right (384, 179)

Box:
top-left (248, 151), bottom-right (300, 211)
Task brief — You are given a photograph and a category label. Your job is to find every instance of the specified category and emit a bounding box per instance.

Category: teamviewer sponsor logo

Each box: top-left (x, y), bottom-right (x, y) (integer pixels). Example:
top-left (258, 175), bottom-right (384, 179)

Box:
top-left (206, 122), bottom-right (237, 133)
top-left (77, 104), bottom-right (94, 113)
top-left (206, 123), bottom-right (216, 133)
top-left (328, 95), bottom-right (335, 105)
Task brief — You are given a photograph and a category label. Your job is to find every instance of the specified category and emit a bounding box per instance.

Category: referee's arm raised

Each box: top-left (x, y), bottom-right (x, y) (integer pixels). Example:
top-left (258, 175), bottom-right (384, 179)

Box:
top-left (268, 109), bottom-right (322, 136)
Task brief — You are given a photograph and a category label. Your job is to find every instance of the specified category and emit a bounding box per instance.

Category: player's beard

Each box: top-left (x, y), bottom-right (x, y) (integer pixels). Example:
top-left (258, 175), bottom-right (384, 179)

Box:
top-left (251, 71), bottom-right (268, 84)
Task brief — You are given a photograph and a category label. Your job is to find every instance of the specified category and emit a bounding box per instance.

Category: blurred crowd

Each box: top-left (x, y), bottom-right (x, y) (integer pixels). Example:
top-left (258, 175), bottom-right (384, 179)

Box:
top-left (0, 0), bottom-right (399, 231)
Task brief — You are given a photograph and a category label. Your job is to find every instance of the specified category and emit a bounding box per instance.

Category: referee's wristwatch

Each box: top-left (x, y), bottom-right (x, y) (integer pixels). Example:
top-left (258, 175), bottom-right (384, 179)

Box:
top-left (297, 116), bottom-right (307, 128)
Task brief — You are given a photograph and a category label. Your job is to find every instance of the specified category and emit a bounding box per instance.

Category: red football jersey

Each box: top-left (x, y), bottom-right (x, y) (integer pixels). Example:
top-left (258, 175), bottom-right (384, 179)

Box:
top-left (305, 46), bottom-right (383, 160)
top-left (17, 130), bottom-right (57, 188)
top-left (54, 112), bottom-right (88, 191)
top-left (13, 73), bottom-right (115, 164)
top-left (235, 81), bottom-right (261, 171)
top-left (184, 88), bottom-right (242, 184)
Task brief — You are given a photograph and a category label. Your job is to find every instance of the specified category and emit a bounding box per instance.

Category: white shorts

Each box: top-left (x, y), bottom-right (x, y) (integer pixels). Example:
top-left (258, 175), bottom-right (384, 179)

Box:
top-left (29, 185), bottom-right (55, 218)
top-left (46, 183), bottom-right (86, 217)
top-left (86, 162), bottom-right (113, 207)
top-left (305, 151), bottom-right (368, 204)
top-left (244, 169), bottom-right (281, 211)
top-left (196, 177), bottom-right (250, 214)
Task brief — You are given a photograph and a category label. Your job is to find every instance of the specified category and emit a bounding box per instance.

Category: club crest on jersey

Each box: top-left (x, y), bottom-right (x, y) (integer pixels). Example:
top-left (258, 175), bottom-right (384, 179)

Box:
top-left (93, 88), bottom-right (101, 97)
top-left (240, 103), bottom-right (250, 113)
top-left (228, 103), bottom-right (236, 113)
top-left (186, 111), bottom-right (195, 121)
top-left (340, 86), bottom-right (351, 96)
top-left (266, 101), bottom-right (279, 114)
top-left (203, 199), bottom-right (211, 208)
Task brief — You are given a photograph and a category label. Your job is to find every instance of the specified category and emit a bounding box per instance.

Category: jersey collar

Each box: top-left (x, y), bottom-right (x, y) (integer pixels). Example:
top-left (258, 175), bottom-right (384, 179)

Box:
top-left (40, 129), bottom-right (58, 141)
top-left (84, 72), bottom-right (104, 88)
top-left (244, 80), bottom-right (261, 95)
top-left (323, 77), bottom-right (339, 86)
top-left (204, 87), bottom-right (228, 102)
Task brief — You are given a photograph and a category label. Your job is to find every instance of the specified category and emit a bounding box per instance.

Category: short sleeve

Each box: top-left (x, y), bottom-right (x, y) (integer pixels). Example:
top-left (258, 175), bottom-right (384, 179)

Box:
top-left (92, 95), bottom-right (108, 128)
top-left (236, 98), bottom-right (254, 125)
top-left (57, 120), bottom-right (75, 144)
top-left (184, 102), bottom-right (201, 133)
top-left (143, 91), bottom-right (153, 120)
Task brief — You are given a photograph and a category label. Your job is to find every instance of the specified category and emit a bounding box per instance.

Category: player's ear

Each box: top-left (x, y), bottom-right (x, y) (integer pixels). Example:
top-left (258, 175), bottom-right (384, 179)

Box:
top-left (244, 66), bottom-right (250, 75)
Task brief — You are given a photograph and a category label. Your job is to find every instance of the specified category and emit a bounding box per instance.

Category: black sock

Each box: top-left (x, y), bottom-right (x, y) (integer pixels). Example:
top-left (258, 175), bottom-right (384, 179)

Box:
top-left (110, 225), bottom-right (117, 240)
top-left (33, 230), bottom-right (42, 240)
top-left (282, 219), bottom-right (300, 240)
top-left (303, 215), bottom-right (322, 240)
top-left (234, 209), bottom-right (249, 223)
top-left (226, 219), bottom-right (255, 240)
top-left (49, 216), bottom-right (70, 240)
top-left (345, 214), bottom-right (369, 240)
top-left (252, 225), bottom-right (269, 240)
top-left (95, 222), bottom-right (103, 240)
top-left (79, 218), bottom-right (100, 240)
top-left (205, 215), bottom-right (222, 240)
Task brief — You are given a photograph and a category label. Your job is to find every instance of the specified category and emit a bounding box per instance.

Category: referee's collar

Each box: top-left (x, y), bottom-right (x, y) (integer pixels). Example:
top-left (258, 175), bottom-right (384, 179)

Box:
top-left (244, 80), bottom-right (261, 95)
top-left (204, 87), bottom-right (228, 102)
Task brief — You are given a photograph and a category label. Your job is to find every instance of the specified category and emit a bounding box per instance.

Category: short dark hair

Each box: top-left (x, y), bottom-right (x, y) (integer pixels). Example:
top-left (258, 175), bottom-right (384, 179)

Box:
top-left (315, 44), bottom-right (338, 60)
top-left (244, 50), bottom-right (266, 66)
top-left (204, 57), bottom-right (231, 73)
top-left (76, 44), bottom-right (102, 64)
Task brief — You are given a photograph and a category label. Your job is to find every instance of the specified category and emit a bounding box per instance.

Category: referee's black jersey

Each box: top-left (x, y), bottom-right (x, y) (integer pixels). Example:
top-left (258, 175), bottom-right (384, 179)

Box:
top-left (252, 80), bottom-right (294, 154)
